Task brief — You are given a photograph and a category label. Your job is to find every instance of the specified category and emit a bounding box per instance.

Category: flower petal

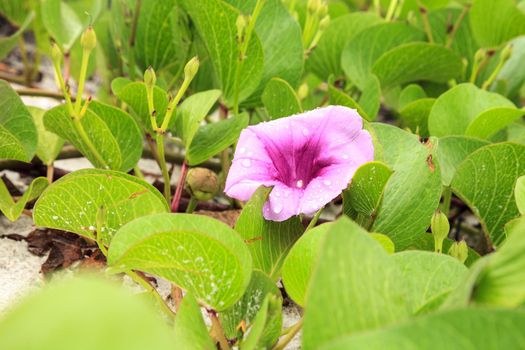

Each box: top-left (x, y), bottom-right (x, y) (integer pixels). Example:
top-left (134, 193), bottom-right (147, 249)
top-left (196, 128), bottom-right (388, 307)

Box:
top-left (263, 184), bottom-right (302, 222)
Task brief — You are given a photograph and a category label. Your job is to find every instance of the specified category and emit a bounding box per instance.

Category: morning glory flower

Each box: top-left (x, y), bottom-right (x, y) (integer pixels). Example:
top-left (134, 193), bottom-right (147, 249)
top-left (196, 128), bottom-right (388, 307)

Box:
top-left (225, 106), bottom-right (374, 222)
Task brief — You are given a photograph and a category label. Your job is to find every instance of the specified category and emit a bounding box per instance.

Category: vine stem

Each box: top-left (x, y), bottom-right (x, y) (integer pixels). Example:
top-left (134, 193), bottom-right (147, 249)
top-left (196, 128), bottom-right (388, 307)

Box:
top-left (385, 0), bottom-right (398, 21)
top-left (305, 207), bottom-right (323, 232)
top-left (171, 160), bottom-right (188, 212)
top-left (445, 3), bottom-right (470, 48)
top-left (417, 1), bottom-right (434, 43)
top-left (126, 270), bottom-right (176, 318)
top-left (74, 50), bottom-right (90, 113)
top-left (208, 309), bottom-right (231, 350)
top-left (128, 0), bottom-right (141, 80)
top-left (185, 196), bottom-right (198, 213)
top-left (156, 133), bottom-right (171, 202)
top-left (272, 318), bottom-right (303, 350)
top-left (46, 164), bottom-right (54, 183)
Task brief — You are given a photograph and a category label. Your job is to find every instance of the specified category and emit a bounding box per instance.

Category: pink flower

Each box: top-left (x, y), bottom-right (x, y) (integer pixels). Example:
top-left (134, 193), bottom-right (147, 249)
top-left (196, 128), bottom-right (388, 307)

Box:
top-left (225, 106), bottom-right (374, 222)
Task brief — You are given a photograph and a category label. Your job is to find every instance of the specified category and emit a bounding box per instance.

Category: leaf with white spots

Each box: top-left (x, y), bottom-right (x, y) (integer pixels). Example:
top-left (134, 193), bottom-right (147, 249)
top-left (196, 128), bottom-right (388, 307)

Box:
top-left (451, 143), bottom-right (525, 246)
top-left (220, 270), bottom-right (281, 339)
top-left (235, 187), bottom-right (304, 280)
top-left (33, 169), bottom-right (168, 244)
top-left (107, 213), bottom-right (252, 311)
top-left (241, 293), bottom-right (282, 350)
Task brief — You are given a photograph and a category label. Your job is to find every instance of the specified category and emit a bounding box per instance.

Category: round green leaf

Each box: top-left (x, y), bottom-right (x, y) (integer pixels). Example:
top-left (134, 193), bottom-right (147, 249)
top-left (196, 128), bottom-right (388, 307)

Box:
top-left (398, 98), bottom-right (435, 137)
top-left (262, 78), bottom-right (302, 119)
top-left (33, 169), bottom-right (169, 243)
top-left (29, 106), bottom-right (64, 165)
top-left (107, 213), bottom-right (252, 311)
top-left (465, 107), bottom-right (525, 140)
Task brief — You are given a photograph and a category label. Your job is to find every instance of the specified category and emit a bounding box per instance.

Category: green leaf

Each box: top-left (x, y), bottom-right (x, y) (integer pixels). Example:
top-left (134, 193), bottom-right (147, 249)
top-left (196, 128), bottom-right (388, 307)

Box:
top-left (226, 0), bottom-right (304, 103)
top-left (173, 293), bottom-right (215, 350)
top-left (342, 22), bottom-right (423, 89)
top-left (344, 161), bottom-right (393, 219)
top-left (371, 124), bottom-right (442, 250)
top-left (470, 0), bottom-right (525, 47)
top-left (428, 83), bottom-right (515, 137)
top-left (134, 0), bottom-right (191, 75)
top-left (0, 80), bottom-right (37, 162)
top-left (33, 169), bottom-right (168, 243)
top-left (180, 0), bottom-right (264, 105)
top-left (358, 75), bottom-right (382, 120)
top-left (0, 276), bottom-right (175, 350)
top-left (187, 113), bottom-right (249, 166)
top-left (398, 98), bottom-right (435, 137)
top-left (29, 106), bottom-right (64, 165)
top-left (0, 11), bottom-right (34, 60)
top-left (235, 187), bottom-right (304, 280)
top-left (435, 136), bottom-right (489, 186)
top-left (281, 223), bottom-right (331, 307)
top-left (392, 251), bottom-right (468, 313)
top-left (262, 78), bottom-right (302, 119)
top-left (398, 84), bottom-right (427, 110)
top-left (44, 101), bottom-right (143, 172)
top-left (174, 89), bottom-right (221, 147)
top-left (451, 143), bottom-right (525, 246)
top-left (107, 213), bottom-right (252, 311)
top-left (220, 270), bottom-right (281, 339)
top-left (320, 309), bottom-right (525, 349)
top-left (113, 80), bottom-right (169, 132)
top-left (0, 177), bottom-right (48, 222)
top-left (308, 12), bottom-right (382, 80)
top-left (493, 36), bottom-right (525, 99)
top-left (241, 294), bottom-right (282, 350)
top-left (372, 43), bottom-right (463, 88)
top-left (0, 0), bottom-right (26, 25)
top-left (328, 85), bottom-right (370, 121)
top-left (465, 108), bottom-right (525, 140)
top-left (515, 176), bottom-right (525, 215)
top-left (303, 217), bottom-right (411, 350)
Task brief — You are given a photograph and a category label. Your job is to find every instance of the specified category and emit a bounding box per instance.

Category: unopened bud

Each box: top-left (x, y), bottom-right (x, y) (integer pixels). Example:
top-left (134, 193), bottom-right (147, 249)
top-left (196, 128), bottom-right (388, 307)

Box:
top-left (297, 83), bottom-right (309, 100)
top-left (474, 48), bottom-right (486, 64)
top-left (431, 210), bottom-right (450, 253)
top-left (80, 26), bottom-right (97, 51)
top-left (186, 168), bottom-right (219, 201)
top-left (144, 66), bottom-right (156, 88)
top-left (500, 44), bottom-right (513, 61)
top-left (307, 0), bottom-right (321, 14)
top-left (319, 15), bottom-right (330, 31)
top-left (51, 43), bottom-right (63, 65)
top-left (448, 240), bottom-right (468, 263)
top-left (184, 56), bottom-right (200, 82)
top-left (236, 14), bottom-right (247, 40)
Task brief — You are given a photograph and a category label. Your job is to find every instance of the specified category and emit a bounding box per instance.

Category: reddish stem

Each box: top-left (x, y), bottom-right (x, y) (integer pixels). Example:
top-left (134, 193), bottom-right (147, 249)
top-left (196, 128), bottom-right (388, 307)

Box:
top-left (170, 160), bottom-right (188, 212)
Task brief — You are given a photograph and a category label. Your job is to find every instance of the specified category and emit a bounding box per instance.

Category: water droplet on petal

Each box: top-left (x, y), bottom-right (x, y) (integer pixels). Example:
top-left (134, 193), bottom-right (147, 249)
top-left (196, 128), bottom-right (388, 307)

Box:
top-left (242, 159), bottom-right (252, 167)
top-left (239, 147), bottom-right (246, 154)
top-left (296, 180), bottom-right (304, 188)
top-left (302, 128), bottom-right (310, 136)
top-left (273, 203), bottom-right (283, 214)
top-left (342, 154), bottom-right (349, 160)
top-left (323, 180), bottom-right (332, 186)
top-left (274, 191), bottom-right (281, 197)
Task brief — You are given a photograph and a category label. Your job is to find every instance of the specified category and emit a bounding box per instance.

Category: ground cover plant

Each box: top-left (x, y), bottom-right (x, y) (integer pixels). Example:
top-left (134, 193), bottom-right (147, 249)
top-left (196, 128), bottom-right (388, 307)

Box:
top-left (1, 0), bottom-right (525, 349)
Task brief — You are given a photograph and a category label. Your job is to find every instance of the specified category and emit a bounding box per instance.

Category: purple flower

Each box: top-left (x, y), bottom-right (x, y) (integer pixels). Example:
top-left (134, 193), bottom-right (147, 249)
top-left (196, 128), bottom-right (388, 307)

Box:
top-left (225, 106), bottom-right (374, 222)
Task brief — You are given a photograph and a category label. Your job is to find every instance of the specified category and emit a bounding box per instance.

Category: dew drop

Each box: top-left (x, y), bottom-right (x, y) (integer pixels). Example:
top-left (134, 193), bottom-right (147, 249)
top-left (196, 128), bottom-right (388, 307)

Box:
top-left (302, 128), bottom-right (310, 136)
top-left (296, 179), bottom-right (304, 188)
top-left (323, 180), bottom-right (332, 186)
top-left (273, 204), bottom-right (283, 214)
top-left (52, 215), bottom-right (59, 220)
top-left (239, 147), bottom-right (246, 154)
top-left (242, 159), bottom-right (252, 167)
top-left (342, 154), bottom-right (349, 160)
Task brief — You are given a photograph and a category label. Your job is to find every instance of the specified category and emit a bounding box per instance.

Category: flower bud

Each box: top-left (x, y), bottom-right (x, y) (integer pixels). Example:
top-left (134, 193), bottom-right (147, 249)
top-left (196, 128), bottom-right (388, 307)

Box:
top-left (500, 44), bottom-right (513, 62)
top-left (297, 83), bottom-right (309, 100)
top-left (319, 15), bottom-right (330, 31)
top-left (186, 168), bottom-right (219, 201)
top-left (448, 240), bottom-right (468, 263)
top-left (144, 66), bottom-right (156, 88)
top-left (431, 210), bottom-right (450, 253)
top-left (473, 48), bottom-right (486, 65)
top-left (236, 14), bottom-right (247, 40)
top-left (184, 56), bottom-right (200, 82)
top-left (307, 0), bottom-right (321, 14)
top-left (51, 43), bottom-right (63, 65)
top-left (80, 26), bottom-right (97, 52)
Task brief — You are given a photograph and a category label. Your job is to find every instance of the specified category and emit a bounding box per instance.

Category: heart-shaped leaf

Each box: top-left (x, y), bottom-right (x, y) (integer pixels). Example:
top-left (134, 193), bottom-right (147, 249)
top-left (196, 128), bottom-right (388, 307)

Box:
top-left (262, 78), bottom-right (302, 119)
top-left (303, 217), bottom-right (411, 350)
top-left (235, 187), bottom-right (304, 280)
top-left (187, 113), bottom-right (249, 166)
top-left (451, 143), bottom-right (525, 246)
top-left (308, 12), bottom-right (382, 81)
top-left (398, 98), bottom-right (435, 137)
top-left (465, 107), bottom-right (525, 140)
top-left (180, 0), bottom-right (264, 105)
top-left (372, 43), bottom-right (463, 88)
top-left (0, 80), bottom-right (37, 162)
top-left (33, 169), bottom-right (169, 243)
top-left (107, 213), bottom-right (252, 311)
top-left (0, 177), bottom-right (48, 222)
top-left (342, 22), bottom-right (423, 89)
top-left (44, 101), bottom-right (143, 172)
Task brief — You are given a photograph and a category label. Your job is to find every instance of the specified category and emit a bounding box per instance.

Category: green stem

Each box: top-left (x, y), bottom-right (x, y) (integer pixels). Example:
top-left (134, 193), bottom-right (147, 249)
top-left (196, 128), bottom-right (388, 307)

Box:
top-left (445, 3), bottom-right (470, 48)
top-left (133, 165), bottom-right (144, 180)
top-left (74, 50), bottom-right (91, 114)
top-left (51, 61), bottom-right (74, 115)
top-left (18, 37), bottom-right (31, 85)
top-left (156, 133), bottom-right (171, 202)
top-left (127, 0), bottom-right (141, 80)
top-left (272, 318), bottom-right (303, 350)
top-left (126, 270), bottom-right (175, 318)
top-left (441, 186), bottom-right (452, 216)
top-left (374, 0), bottom-right (381, 15)
top-left (305, 207), bottom-right (323, 232)
top-left (185, 196), bottom-right (198, 213)
top-left (159, 77), bottom-right (190, 132)
top-left (233, 0), bottom-right (265, 115)
top-left (417, 1), bottom-right (434, 43)
top-left (385, 0), bottom-right (398, 21)
top-left (72, 117), bottom-right (109, 168)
